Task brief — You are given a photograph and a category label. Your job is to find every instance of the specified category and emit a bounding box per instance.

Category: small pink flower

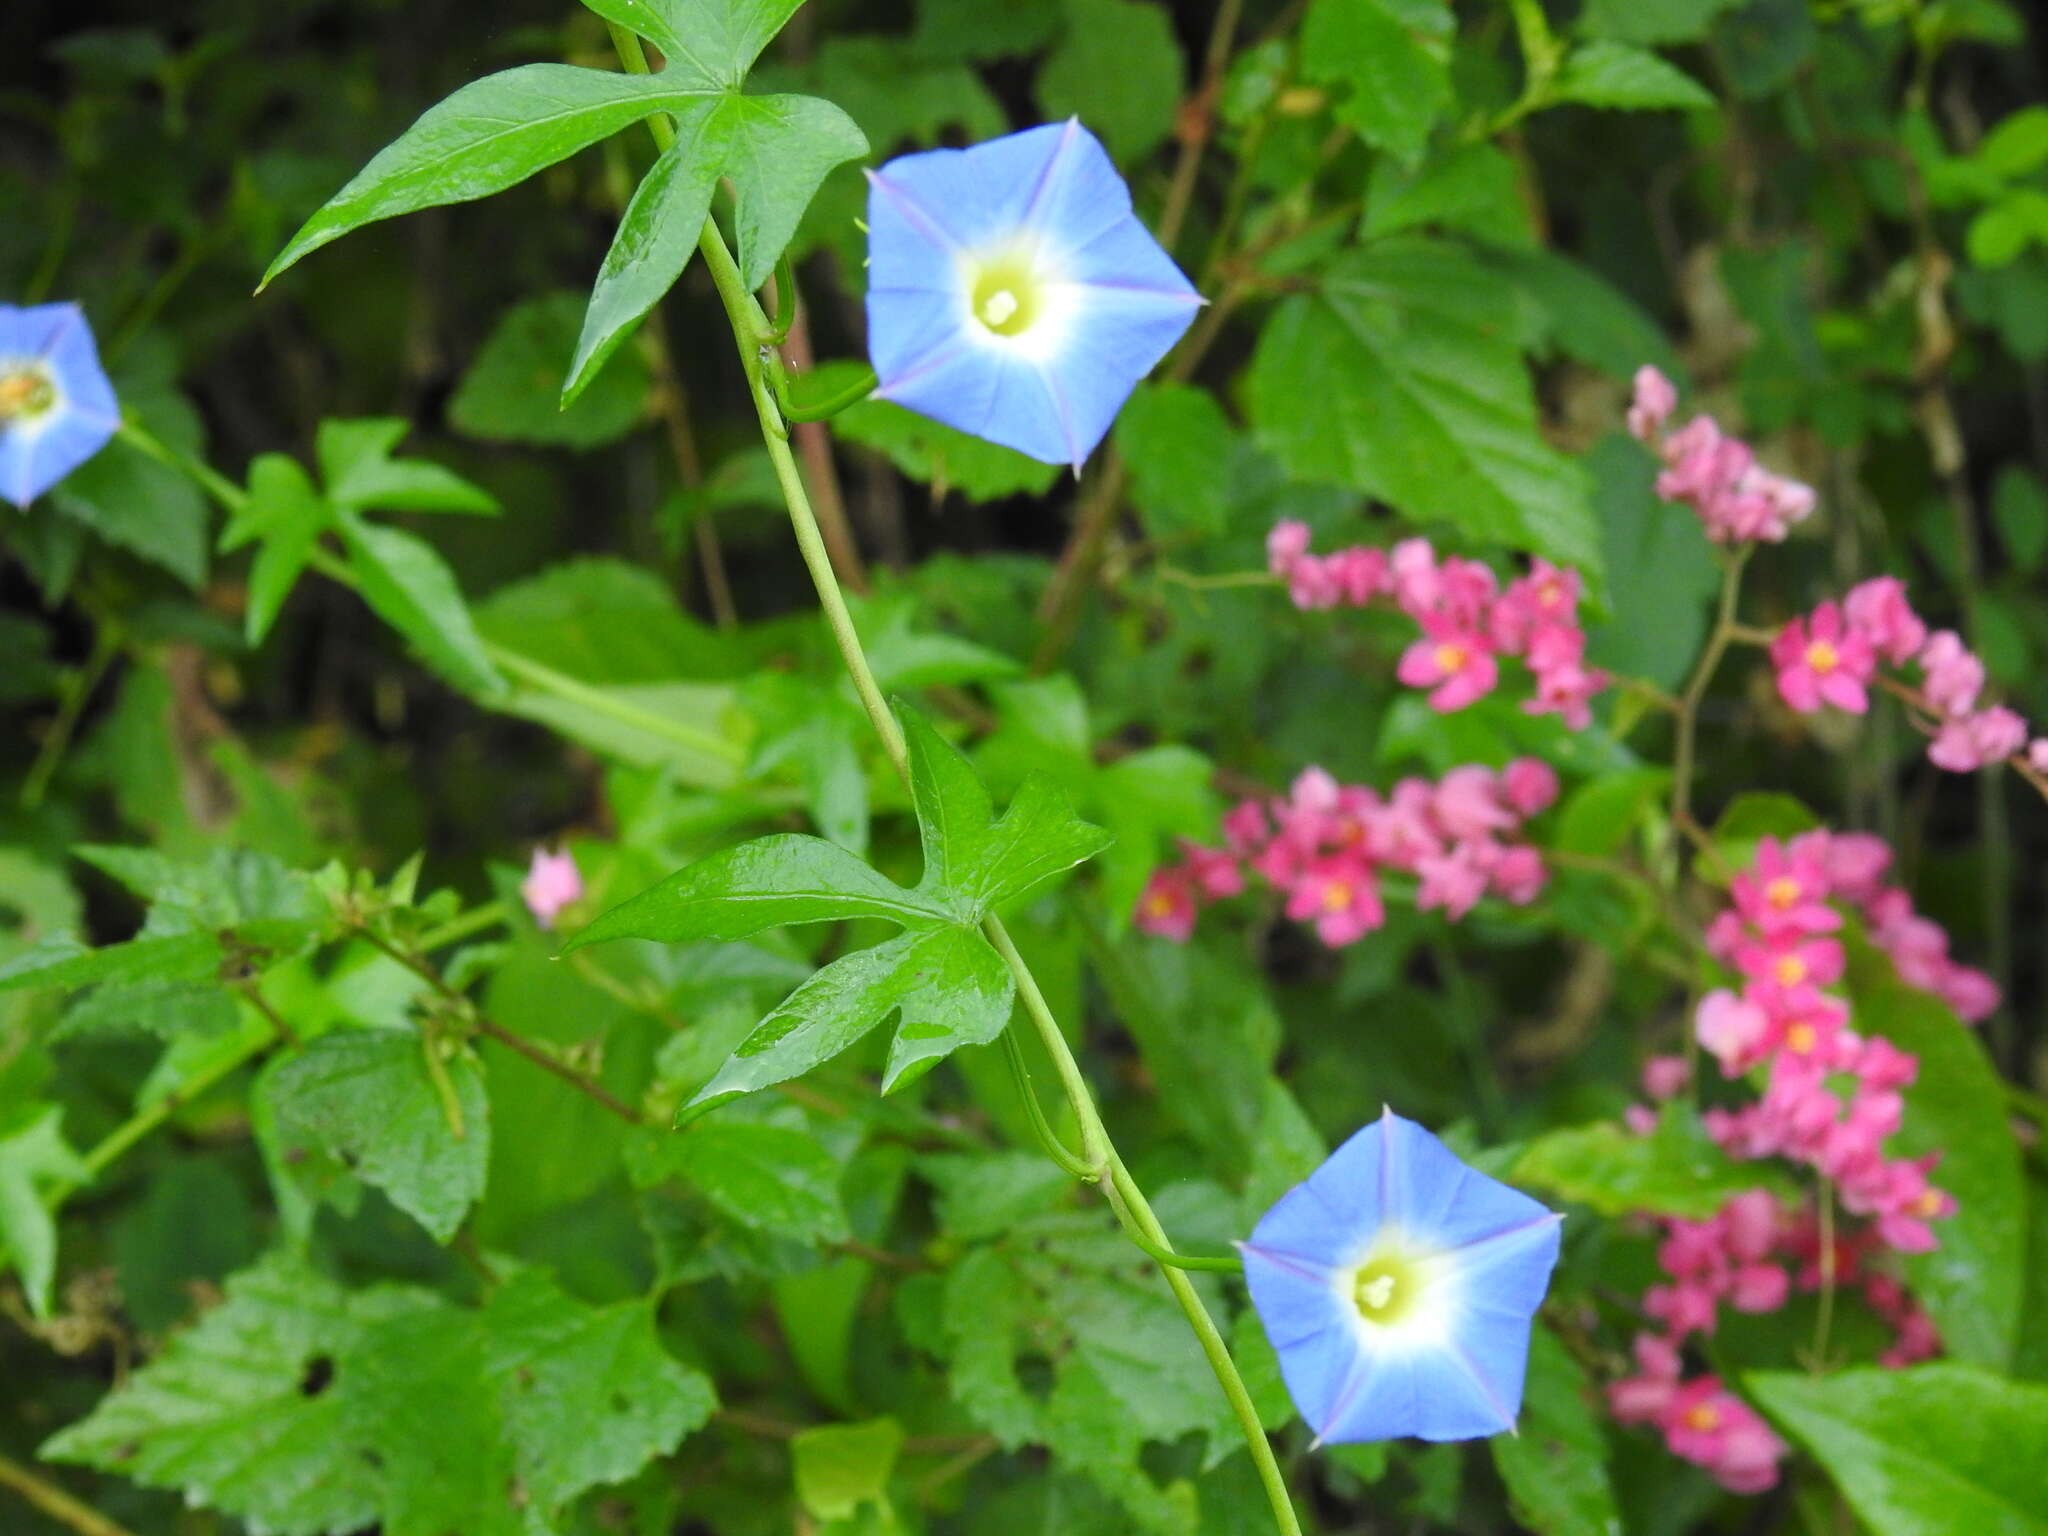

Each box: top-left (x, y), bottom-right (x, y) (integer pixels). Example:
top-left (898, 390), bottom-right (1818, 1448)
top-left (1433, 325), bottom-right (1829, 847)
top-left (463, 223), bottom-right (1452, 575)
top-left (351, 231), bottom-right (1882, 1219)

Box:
top-left (1733, 934), bottom-right (1844, 992)
top-left (1328, 545), bottom-right (1391, 605)
top-left (1642, 1055), bottom-right (1690, 1101)
top-left (521, 846), bottom-right (584, 930)
top-left (1770, 603), bottom-right (1875, 714)
top-left (1488, 844), bottom-right (1546, 904)
top-left (1628, 365), bottom-right (1678, 441)
top-left (1696, 989), bottom-right (1770, 1073)
top-left (1282, 855), bottom-right (1384, 946)
top-left (1928, 706), bottom-right (2026, 772)
top-left (1843, 577), bottom-right (1927, 665)
top-left (1432, 765), bottom-right (1514, 841)
top-left (1501, 757), bottom-right (1560, 818)
top-left (1181, 843), bottom-right (1245, 900)
top-left (1397, 617), bottom-right (1498, 712)
top-left (1918, 630), bottom-right (1984, 717)
top-left (1415, 844), bottom-right (1492, 919)
top-left (1730, 837), bottom-right (1840, 938)
top-left (1222, 799), bottom-right (1270, 854)
top-left (1265, 518), bottom-right (1312, 573)
top-left (2030, 738), bottom-right (2048, 773)
top-left (1135, 869), bottom-right (1199, 941)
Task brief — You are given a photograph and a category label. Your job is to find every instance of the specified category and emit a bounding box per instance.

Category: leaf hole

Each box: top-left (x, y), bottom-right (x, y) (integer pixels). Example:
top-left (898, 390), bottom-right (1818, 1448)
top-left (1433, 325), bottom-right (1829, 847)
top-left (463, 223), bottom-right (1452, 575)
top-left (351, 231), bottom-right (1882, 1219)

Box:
top-left (299, 1355), bottom-right (335, 1397)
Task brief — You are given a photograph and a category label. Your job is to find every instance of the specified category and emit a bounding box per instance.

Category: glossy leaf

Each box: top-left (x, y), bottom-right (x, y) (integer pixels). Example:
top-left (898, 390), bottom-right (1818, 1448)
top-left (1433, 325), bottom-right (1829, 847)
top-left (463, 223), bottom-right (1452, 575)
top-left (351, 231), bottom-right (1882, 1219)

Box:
top-left (1749, 1365), bottom-right (2048, 1536)
top-left (1247, 240), bottom-right (1604, 580)
top-left (0, 1107), bottom-right (90, 1317)
top-left (1300, 0), bottom-right (1453, 165)
top-left (1514, 1105), bottom-right (1773, 1218)
top-left (335, 514), bottom-right (505, 698)
top-left (1553, 41), bottom-right (1715, 110)
top-left (687, 923), bottom-right (1015, 1111)
top-left (313, 420), bottom-right (495, 516)
top-left (263, 66), bottom-right (724, 285)
top-left (565, 834), bottom-right (949, 952)
top-left (1848, 945), bottom-right (2026, 1368)
top-left (661, 1119), bottom-right (851, 1243)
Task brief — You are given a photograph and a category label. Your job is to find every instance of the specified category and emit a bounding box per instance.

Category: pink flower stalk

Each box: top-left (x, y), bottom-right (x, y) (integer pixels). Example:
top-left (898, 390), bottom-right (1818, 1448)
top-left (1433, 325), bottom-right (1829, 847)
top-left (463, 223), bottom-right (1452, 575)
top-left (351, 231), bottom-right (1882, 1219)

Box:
top-left (1641, 397), bottom-right (1816, 545)
top-left (1132, 758), bottom-right (1556, 950)
top-left (1270, 526), bottom-right (1608, 725)
top-left (1843, 577), bottom-right (1927, 666)
top-left (1627, 365), bottom-right (1678, 441)
top-left (521, 846), bottom-right (583, 930)
top-left (1917, 630), bottom-right (1984, 717)
top-left (1928, 705), bottom-right (2027, 773)
top-left (1770, 603), bottom-right (1875, 714)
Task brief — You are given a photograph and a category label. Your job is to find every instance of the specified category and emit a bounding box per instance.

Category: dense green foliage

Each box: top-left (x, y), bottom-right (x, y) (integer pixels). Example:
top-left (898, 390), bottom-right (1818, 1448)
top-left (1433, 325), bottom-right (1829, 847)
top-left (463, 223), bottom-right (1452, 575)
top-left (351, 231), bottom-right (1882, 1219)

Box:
top-left (5, 0), bottom-right (2048, 1533)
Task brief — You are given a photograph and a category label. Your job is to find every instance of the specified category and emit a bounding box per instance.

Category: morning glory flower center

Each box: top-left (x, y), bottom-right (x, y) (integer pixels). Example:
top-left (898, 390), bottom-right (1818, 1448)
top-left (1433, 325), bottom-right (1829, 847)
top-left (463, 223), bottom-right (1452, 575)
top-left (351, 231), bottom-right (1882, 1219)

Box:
top-left (0, 363), bottom-right (58, 425)
top-left (1350, 1248), bottom-right (1425, 1327)
top-left (969, 253), bottom-right (1045, 339)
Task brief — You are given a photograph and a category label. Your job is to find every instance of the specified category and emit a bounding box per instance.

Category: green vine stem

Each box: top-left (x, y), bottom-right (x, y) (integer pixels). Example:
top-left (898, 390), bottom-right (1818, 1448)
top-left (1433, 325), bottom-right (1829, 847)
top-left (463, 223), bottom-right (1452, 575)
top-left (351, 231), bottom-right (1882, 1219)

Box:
top-left (669, 106), bottom-right (1303, 1533)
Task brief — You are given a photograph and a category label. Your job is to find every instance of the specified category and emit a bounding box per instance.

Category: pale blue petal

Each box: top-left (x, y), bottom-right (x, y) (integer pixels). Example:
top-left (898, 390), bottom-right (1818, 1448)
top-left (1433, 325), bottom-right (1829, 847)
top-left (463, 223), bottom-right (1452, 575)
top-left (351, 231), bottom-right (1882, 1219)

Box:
top-left (1046, 287), bottom-right (1203, 460)
top-left (3, 411), bottom-right (117, 509)
top-left (1448, 1215), bottom-right (1563, 1316)
top-left (867, 123), bottom-right (1075, 256)
top-left (1241, 1245), bottom-right (1359, 1431)
top-left (863, 122), bottom-right (1201, 469)
top-left (1446, 1303), bottom-right (1540, 1426)
top-left (1322, 1344), bottom-right (1514, 1444)
top-left (1247, 1169), bottom-right (1367, 1272)
top-left (0, 303), bottom-right (119, 508)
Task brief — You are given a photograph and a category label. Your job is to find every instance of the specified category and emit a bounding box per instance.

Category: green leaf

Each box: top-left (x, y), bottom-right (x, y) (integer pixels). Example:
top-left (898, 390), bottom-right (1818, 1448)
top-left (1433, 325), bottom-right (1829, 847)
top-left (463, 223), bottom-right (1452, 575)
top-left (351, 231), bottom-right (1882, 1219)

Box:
top-left (1847, 947), bottom-right (2026, 1369)
top-left (657, 1119), bottom-right (851, 1243)
top-left (468, 1266), bottom-right (715, 1512)
top-left (1490, 1325), bottom-right (1621, 1536)
top-left (566, 834), bottom-right (949, 952)
top-left (792, 1417), bottom-right (904, 1521)
top-left (221, 454), bottom-right (332, 643)
top-left (1977, 106), bottom-right (2048, 181)
top-left (1583, 433), bottom-right (1718, 690)
top-left (1552, 41), bottom-right (1714, 110)
top-left (1993, 467), bottom-right (2048, 573)
top-left (46, 1253), bottom-right (715, 1536)
top-left (1749, 1365), bottom-right (2048, 1536)
top-left (1114, 383), bottom-right (1236, 539)
top-left (1490, 250), bottom-right (1682, 383)
top-left (0, 1106), bottom-right (91, 1317)
top-left (264, 1029), bottom-right (490, 1243)
top-left (335, 515), bottom-right (506, 697)
top-left (604, 0), bottom-right (808, 87)
top-left (42, 1252), bottom-right (380, 1536)
top-left (1579, 0), bottom-right (1742, 45)
top-left (263, 65), bottom-right (726, 285)
top-left (1246, 239), bottom-right (1603, 579)
top-left (568, 105), bottom-right (725, 400)
top-left (1300, 0), bottom-right (1453, 165)
top-left (315, 417), bottom-right (498, 514)
top-left (1036, 0), bottom-right (1183, 165)
top-left (719, 93), bottom-right (869, 289)
top-left (1364, 143), bottom-right (1536, 247)
top-left (51, 368), bottom-right (209, 585)
top-left (901, 707), bottom-right (1111, 916)
top-left (1514, 1105), bottom-right (1770, 1218)
top-left (454, 291), bottom-right (655, 447)
top-left (689, 923), bottom-right (1015, 1109)
top-left (920, 1151), bottom-right (1074, 1242)
top-left (0, 931), bottom-right (222, 997)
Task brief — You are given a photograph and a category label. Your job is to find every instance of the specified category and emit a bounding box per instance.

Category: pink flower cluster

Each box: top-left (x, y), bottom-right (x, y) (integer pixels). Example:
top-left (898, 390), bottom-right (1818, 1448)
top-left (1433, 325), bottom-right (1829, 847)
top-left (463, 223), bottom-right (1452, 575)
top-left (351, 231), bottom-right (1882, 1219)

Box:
top-left (1770, 578), bottom-right (2040, 775)
top-left (1134, 759), bottom-right (1560, 947)
top-left (1694, 832), bottom-right (1983, 1251)
top-left (1628, 366), bottom-right (1817, 544)
top-left (1609, 1185), bottom-right (1939, 1493)
top-left (1265, 523), bottom-right (1609, 728)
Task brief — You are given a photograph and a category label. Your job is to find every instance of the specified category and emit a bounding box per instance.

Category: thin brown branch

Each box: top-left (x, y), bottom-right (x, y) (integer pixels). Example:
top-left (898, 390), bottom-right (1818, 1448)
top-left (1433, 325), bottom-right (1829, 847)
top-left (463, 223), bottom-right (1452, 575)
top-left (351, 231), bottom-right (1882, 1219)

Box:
top-left (0, 1454), bottom-right (141, 1536)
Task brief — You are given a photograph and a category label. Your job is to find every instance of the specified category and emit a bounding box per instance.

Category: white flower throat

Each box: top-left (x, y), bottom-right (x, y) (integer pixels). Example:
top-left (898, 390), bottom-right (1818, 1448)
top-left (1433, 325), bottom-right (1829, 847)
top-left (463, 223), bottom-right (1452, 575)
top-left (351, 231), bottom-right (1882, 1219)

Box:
top-left (0, 363), bottom-right (58, 425)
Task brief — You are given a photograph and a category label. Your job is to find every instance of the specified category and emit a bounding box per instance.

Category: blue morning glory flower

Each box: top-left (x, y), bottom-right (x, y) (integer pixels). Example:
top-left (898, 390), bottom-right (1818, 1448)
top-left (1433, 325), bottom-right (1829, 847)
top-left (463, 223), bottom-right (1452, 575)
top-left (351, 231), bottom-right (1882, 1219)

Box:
top-left (863, 120), bottom-right (1202, 471)
top-left (0, 303), bottom-right (121, 510)
top-left (1240, 1108), bottom-right (1562, 1444)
